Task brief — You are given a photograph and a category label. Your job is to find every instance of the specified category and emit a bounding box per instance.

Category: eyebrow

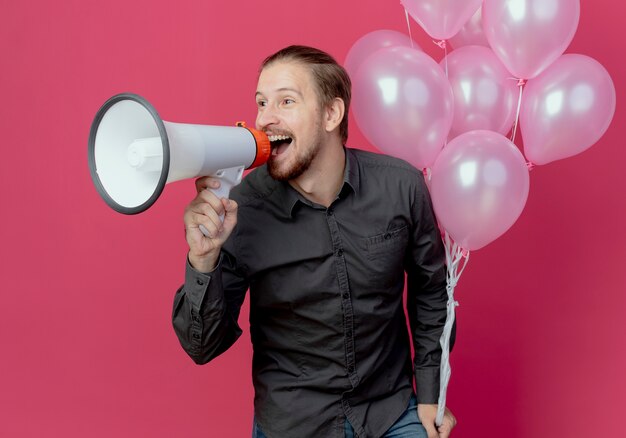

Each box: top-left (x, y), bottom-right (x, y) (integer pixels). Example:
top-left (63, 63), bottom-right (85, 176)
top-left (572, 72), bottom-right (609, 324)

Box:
top-left (255, 88), bottom-right (304, 98)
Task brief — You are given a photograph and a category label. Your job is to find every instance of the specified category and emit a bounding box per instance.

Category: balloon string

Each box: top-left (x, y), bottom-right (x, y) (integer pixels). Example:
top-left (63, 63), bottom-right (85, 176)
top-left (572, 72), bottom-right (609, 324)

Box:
top-left (436, 231), bottom-right (468, 427)
top-left (432, 39), bottom-right (449, 78)
top-left (444, 42), bottom-right (448, 78)
top-left (510, 78), bottom-right (526, 144)
top-left (433, 39), bottom-right (447, 49)
top-left (403, 8), bottom-right (415, 49)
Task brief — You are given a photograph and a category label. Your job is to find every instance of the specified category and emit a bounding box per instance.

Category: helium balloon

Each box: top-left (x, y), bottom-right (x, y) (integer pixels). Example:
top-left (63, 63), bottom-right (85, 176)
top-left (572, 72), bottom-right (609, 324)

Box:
top-left (449, 7), bottom-right (489, 49)
top-left (430, 130), bottom-right (530, 250)
top-left (442, 45), bottom-right (518, 139)
top-left (520, 54), bottom-right (616, 165)
top-left (344, 29), bottom-right (420, 78)
top-left (352, 46), bottom-right (454, 169)
top-left (483, 0), bottom-right (580, 79)
top-left (402, 0), bottom-right (482, 40)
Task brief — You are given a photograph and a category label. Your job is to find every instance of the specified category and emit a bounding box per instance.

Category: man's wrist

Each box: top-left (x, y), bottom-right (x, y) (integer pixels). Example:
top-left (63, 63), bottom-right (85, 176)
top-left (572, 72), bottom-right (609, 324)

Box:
top-left (188, 251), bottom-right (220, 273)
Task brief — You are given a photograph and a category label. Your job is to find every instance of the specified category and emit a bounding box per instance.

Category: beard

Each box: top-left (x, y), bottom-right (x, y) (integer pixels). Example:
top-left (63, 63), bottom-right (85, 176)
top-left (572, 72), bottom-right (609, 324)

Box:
top-left (267, 128), bottom-right (323, 182)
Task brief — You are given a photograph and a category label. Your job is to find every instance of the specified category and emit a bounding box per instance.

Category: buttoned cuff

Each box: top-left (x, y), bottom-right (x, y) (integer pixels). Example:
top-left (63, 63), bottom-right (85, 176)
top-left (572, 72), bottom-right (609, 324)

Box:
top-left (184, 254), bottom-right (223, 312)
top-left (414, 367), bottom-right (440, 404)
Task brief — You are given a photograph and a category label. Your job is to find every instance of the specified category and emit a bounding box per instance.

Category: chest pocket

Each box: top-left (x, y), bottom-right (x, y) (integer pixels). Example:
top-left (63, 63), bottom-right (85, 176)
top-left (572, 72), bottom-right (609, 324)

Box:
top-left (363, 226), bottom-right (409, 289)
top-left (366, 226), bottom-right (408, 257)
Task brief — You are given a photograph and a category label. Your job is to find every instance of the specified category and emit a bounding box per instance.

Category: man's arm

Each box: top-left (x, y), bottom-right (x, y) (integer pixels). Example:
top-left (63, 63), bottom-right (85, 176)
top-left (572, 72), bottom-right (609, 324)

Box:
top-left (404, 172), bottom-right (457, 437)
top-left (172, 251), bottom-right (248, 364)
top-left (171, 176), bottom-right (248, 364)
top-left (405, 171), bottom-right (453, 403)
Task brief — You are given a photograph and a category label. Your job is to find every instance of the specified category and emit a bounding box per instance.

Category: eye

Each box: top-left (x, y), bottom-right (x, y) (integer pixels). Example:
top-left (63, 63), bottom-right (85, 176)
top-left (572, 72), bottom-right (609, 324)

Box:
top-left (283, 98), bottom-right (295, 105)
top-left (256, 100), bottom-right (267, 108)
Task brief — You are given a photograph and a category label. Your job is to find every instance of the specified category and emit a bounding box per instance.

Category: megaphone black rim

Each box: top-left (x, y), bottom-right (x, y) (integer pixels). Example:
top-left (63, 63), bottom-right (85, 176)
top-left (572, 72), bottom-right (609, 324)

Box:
top-left (87, 93), bottom-right (170, 215)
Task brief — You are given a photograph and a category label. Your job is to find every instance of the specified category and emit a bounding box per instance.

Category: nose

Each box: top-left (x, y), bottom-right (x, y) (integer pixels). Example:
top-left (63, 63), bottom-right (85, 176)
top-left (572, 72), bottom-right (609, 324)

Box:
top-left (256, 104), bottom-right (279, 130)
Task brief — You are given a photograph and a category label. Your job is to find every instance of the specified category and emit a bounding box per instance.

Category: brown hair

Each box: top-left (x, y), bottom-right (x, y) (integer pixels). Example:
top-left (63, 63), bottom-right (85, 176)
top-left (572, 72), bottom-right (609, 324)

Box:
top-left (261, 45), bottom-right (352, 144)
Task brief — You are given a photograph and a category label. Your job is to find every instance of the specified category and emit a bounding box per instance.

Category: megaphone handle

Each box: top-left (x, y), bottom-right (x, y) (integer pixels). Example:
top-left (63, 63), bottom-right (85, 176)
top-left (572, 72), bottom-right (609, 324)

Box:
top-left (199, 166), bottom-right (244, 237)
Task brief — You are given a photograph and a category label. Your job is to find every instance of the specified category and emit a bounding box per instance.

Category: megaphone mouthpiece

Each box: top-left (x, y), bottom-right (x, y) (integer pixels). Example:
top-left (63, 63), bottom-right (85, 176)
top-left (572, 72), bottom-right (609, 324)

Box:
top-left (235, 121), bottom-right (271, 169)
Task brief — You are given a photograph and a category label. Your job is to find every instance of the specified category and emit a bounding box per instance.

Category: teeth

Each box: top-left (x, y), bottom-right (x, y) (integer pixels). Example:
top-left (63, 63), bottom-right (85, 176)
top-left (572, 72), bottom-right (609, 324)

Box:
top-left (268, 135), bottom-right (291, 142)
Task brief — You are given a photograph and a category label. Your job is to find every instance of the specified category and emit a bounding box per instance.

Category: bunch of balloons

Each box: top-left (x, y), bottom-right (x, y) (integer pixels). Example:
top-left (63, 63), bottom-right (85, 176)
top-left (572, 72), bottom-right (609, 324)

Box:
top-left (346, 0), bottom-right (615, 426)
top-left (347, 0), bottom-right (616, 252)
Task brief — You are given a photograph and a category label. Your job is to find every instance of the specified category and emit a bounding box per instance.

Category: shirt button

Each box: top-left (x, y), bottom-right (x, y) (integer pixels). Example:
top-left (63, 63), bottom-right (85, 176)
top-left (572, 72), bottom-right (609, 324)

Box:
top-left (346, 330), bottom-right (353, 338)
top-left (192, 315), bottom-right (200, 323)
top-left (343, 293), bottom-right (349, 300)
top-left (192, 333), bottom-right (201, 339)
top-left (196, 278), bottom-right (204, 286)
top-left (348, 365), bottom-right (355, 373)
top-left (336, 249), bottom-right (343, 257)
top-left (327, 208), bottom-right (334, 216)
top-left (384, 233), bottom-right (391, 240)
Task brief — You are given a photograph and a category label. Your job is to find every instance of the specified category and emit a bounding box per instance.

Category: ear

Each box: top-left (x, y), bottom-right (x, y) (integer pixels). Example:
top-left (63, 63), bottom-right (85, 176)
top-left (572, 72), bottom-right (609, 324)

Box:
top-left (324, 98), bottom-right (345, 134)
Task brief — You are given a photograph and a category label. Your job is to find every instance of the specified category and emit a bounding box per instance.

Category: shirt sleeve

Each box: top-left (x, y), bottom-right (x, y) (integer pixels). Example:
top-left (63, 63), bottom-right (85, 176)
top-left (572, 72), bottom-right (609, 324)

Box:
top-left (171, 245), bottom-right (249, 365)
top-left (405, 171), bottom-right (455, 404)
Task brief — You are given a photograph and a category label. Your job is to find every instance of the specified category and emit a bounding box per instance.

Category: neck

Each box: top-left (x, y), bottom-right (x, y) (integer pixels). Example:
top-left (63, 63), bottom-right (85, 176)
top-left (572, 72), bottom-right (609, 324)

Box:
top-left (289, 137), bottom-right (345, 207)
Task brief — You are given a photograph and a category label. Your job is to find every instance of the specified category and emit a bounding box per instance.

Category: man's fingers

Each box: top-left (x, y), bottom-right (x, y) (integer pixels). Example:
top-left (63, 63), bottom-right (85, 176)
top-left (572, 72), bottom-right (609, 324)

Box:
top-left (187, 191), bottom-right (226, 231)
top-left (437, 410), bottom-right (457, 438)
top-left (185, 180), bottom-right (237, 270)
top-left (438, 423), bottom-right (451, 438)
top-left (222, 198), bottom-right (238, 216)
top-left (186, 199), bottom-right (222, 226)
top-left (186, 212), bottom-right (221, 238)
top-left (423, 423), bottom-right (439, 438)
top-left (185, 194), bottom-right (238, 243)
top-left (196, 190), bottom-right (225, 213)
top-left (197, 202), bottom-right (224, 230)
top-left (195, 177), bottom-right (220, 193)
top-left (417, 404), bottom-right (440, 438)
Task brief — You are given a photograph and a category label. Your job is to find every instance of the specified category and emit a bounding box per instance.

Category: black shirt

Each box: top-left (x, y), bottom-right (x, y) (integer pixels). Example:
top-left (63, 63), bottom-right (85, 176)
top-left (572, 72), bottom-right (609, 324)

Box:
top-left (172, 148), bottom-right (453, 438)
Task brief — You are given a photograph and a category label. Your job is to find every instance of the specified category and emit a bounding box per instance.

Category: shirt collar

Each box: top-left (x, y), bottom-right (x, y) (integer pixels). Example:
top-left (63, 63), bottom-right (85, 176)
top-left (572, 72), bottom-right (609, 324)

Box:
top-left (343, 147), bottom-right (360, 195)
top-left (272, 147), bottom-right (361, 218)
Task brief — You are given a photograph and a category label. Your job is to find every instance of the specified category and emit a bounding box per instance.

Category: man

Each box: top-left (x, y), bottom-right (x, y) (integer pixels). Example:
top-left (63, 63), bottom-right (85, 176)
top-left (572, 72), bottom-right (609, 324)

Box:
top-left (173, 45), bottom-right (457, 438)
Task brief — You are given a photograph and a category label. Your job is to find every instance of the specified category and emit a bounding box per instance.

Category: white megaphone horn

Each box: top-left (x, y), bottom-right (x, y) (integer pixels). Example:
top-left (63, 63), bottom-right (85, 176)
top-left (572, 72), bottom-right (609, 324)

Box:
top-left (88, 93), bottom-right (270, 222)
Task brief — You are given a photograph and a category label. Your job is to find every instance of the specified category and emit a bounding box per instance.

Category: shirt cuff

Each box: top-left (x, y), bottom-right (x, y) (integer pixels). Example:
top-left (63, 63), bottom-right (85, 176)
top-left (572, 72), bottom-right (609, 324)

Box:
top-left (184, 254), bottom-right (223, 312)
top-left (414, 367), bottom-right (440, 404)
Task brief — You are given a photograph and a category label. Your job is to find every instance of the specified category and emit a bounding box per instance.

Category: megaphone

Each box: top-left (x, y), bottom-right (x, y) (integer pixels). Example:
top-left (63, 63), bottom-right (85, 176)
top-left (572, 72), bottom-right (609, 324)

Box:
top-left (88, 93), bottom-right (270, 218)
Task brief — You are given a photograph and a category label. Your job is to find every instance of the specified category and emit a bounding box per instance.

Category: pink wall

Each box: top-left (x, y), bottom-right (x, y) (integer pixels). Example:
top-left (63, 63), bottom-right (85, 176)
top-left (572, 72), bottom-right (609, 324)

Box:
top-left (1, 0), bottom-right (624, 436)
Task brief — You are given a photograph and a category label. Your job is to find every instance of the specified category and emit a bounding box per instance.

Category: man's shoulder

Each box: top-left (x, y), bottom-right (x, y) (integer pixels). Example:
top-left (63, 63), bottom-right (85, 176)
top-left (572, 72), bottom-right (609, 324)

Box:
top-left (348, 148), bottom-right (422, 178)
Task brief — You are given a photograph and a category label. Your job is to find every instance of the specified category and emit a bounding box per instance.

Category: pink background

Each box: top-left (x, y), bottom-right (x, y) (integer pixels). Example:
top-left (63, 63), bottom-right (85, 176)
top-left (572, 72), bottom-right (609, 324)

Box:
top-left (1, 0), bottom-right (624, 436)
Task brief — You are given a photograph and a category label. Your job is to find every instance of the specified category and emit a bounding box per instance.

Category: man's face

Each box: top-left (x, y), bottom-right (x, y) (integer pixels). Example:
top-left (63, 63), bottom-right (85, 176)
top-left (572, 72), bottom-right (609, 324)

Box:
top-left (255, 61), bottom-right (325, 181)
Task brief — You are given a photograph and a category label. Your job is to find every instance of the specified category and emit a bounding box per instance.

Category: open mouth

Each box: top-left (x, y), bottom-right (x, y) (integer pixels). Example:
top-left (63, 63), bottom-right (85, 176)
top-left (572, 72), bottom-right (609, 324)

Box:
top-left (268, 134), bottom-right (293, 156)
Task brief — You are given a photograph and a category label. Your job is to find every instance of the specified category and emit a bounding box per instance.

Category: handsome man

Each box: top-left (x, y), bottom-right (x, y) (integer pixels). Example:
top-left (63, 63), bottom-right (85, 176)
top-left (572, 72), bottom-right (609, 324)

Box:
top-left (173, 45), bottom-right (457, 438)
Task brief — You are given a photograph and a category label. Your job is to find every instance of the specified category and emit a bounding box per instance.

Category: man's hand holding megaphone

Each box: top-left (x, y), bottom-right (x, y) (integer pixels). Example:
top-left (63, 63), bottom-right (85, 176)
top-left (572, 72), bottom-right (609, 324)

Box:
top-left (184, 177), bottom-right (239, 273)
